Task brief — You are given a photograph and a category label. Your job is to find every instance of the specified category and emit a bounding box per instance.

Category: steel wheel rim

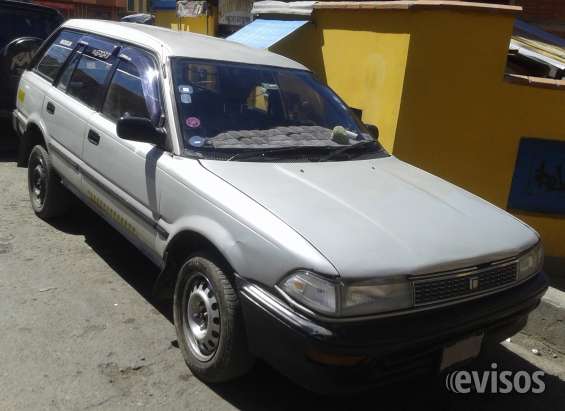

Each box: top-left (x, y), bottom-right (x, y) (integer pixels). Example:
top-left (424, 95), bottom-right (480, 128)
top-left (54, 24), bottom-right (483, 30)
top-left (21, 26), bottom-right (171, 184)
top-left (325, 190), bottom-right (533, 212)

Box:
top-left (30, 156), bottom-right (46, 208)
top-left (182, 273), bottom-right (221, 362)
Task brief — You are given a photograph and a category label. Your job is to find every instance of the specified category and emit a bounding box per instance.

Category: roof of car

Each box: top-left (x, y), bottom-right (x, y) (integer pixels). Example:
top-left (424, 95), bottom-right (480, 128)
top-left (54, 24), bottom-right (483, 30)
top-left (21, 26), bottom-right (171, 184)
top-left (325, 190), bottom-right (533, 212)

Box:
top-left (62, 19), bottom-right (308, 71)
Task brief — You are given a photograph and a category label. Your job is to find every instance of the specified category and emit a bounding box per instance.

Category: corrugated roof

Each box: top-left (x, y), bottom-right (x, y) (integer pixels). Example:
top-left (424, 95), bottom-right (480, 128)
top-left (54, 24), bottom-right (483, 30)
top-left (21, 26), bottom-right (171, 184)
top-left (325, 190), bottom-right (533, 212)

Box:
top-left (511, 19), bottom-right (565, 74)
top-left (226, 19), bottom-right (309, 49)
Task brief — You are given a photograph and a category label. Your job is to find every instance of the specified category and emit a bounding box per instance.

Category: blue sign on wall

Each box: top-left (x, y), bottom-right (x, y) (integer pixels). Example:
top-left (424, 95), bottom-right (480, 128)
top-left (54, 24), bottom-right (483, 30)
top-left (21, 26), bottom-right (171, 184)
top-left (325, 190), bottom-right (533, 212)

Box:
top-left (508, 137), bottom-right (565, 215)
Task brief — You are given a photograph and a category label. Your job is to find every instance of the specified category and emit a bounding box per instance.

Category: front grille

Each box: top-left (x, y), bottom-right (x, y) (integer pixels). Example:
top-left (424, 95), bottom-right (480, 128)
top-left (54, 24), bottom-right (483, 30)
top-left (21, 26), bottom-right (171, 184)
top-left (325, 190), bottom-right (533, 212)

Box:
top-left (413, 262), bottom-right (518, 306)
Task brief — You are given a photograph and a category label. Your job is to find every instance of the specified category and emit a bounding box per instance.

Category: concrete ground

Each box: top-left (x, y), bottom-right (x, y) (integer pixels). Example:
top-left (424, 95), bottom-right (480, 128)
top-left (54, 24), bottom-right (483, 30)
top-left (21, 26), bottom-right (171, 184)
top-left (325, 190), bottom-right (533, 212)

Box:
top-left (1, 134), bottom-right (565, 410)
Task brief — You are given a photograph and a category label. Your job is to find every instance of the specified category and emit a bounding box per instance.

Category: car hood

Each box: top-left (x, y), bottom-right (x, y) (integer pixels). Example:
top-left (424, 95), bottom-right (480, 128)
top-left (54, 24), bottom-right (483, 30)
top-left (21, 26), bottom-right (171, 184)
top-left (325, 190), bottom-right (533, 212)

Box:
top-left (200, 157), bottom-right (538, 281)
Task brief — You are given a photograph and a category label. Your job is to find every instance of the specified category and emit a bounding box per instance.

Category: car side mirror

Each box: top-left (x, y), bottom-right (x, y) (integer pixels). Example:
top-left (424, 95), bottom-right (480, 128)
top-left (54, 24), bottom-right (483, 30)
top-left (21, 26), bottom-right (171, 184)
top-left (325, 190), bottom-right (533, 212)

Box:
top-left (365, 123), bottom-right (379, 140)
top-left (116, 116), bottom-right (166, 147)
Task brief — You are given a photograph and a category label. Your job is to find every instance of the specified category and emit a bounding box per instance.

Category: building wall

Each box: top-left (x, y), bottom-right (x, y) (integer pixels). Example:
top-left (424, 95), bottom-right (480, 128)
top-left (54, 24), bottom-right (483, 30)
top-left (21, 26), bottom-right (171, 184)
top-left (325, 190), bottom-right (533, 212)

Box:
top-left (272, 11), bottom-right (411, 151)
top-left (517, 0), bottom-right (565, 20)
top-left (513, 0), bottom-right (565, 36)
top-left (154, 8), bottom-right (217, 36)
top-left (127, 0), bottom-right (148, 13)
top-left (452, 0), bottom-right (565, 36)
top-left (274, 4), bottom-right (565, 271)
top-left (389, 9), bottom-right (565, 261)
top-left (34, 0), bottom-right (126, 19)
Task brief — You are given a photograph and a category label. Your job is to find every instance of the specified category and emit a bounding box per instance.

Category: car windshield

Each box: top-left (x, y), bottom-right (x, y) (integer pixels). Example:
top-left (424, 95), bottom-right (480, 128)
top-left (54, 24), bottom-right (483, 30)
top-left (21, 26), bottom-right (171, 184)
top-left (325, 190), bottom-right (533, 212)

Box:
top-left (171, 58), bottom-right (386, 161)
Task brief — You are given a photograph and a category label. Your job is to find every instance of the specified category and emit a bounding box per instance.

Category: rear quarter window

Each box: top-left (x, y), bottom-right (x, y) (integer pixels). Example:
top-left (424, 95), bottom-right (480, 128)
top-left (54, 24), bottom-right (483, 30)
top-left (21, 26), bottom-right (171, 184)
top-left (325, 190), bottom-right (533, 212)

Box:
top-left (35, 30), bottom-right (81, 81)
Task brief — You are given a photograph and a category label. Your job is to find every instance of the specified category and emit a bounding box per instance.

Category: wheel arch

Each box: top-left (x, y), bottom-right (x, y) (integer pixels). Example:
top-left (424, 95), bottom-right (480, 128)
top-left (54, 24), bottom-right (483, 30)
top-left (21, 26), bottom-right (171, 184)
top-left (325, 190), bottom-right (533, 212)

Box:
top-left (18, 119), bottom-right (48, 166)
top-left (154, 227), bottom-right (242, 300)
top-left (166, 230), bottom-right (233, 270)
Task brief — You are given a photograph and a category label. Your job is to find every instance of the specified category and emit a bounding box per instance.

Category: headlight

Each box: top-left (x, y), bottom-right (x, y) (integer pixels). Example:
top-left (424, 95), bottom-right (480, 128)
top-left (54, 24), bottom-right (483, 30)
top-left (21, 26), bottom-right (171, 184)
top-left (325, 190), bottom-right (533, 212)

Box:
top-left (517, 242), bottom-right (543, 281)
top-left (341, 281), bottom-right (412, 316)
top-left (279, 270), bottom-right (338, 315)
top-left (278, 270), bottom-right (412, 317)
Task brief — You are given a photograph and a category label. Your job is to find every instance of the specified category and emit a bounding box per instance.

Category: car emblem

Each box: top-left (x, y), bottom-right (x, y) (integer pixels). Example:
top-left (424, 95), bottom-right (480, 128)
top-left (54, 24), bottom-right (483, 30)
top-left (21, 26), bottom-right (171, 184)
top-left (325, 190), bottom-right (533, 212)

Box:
top-left (469, 277), bottom-right (479, 290)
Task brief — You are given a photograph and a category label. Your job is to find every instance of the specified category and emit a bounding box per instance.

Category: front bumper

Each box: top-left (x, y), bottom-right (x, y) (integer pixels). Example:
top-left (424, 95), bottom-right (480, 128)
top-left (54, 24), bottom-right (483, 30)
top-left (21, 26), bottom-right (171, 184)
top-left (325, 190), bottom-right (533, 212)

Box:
top-left (237, 271), bottom-right (548, 394)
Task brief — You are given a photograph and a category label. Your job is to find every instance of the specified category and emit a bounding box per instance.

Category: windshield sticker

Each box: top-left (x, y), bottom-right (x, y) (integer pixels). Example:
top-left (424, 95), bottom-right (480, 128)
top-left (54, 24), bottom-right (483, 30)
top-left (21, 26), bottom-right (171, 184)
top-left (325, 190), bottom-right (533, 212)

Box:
top-left (180, 93), bottom-right (192, 104)
top-left (179, 85), bottom-right (193, 94)
top-left (261, 83), bottom-right (279, 90)
top-left (119, 53), bottom-right (132, 62)
top-left (60, 39), bottom-right (73, 47)
top-left (188, 135), bottom-right (205, 147)
top-left (186, 117), bottom-right (201, 128)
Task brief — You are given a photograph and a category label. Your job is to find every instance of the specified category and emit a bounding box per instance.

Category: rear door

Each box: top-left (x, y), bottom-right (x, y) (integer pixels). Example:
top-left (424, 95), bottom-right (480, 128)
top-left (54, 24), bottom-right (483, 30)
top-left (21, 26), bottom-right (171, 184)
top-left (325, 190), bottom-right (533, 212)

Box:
top-left (44, 34), bottom-right (117, 189)
top-left (82, 45), bottom-right (166, 262)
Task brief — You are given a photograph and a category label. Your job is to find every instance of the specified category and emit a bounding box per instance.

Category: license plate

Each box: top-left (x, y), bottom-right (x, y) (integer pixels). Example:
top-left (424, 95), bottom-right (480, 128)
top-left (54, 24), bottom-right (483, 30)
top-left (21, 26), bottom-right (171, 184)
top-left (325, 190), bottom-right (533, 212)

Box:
top-left (440, 334), bottom-right (483, 371)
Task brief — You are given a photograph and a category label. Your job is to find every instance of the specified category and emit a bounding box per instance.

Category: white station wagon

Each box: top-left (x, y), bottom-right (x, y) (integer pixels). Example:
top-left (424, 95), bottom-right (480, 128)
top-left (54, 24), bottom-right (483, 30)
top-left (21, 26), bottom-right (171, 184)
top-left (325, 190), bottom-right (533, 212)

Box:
top-left (13, 19), bottom-right (548, 393)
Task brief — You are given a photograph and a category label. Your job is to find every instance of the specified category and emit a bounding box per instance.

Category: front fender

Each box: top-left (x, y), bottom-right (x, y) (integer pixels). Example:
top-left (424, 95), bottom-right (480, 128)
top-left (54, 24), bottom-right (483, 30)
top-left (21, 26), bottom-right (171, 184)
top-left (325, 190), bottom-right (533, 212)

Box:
top-left (162, 215), bottom-right (247, 273)
top-left (156, 157), bottom-right (338, 287)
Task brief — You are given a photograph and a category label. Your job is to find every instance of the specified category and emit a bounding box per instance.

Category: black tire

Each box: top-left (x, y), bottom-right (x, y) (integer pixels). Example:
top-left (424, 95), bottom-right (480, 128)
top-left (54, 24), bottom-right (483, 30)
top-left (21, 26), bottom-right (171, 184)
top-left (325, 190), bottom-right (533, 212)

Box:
top-left (173, 253), bottom-right (254, 383)
top-left (27, 145), bottom-right (71, 219)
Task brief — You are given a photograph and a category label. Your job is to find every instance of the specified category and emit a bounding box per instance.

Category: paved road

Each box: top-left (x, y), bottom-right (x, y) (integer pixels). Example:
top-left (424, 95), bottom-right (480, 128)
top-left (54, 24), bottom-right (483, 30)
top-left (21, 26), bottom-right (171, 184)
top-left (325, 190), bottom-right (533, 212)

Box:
top-left (1, 147), bottom-right (564, 410)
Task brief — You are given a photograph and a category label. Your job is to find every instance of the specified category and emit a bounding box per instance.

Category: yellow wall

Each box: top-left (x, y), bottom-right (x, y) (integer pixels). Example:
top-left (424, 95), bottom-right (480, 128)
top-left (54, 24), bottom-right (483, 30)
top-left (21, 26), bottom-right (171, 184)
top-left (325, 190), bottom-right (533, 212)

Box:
top-left (154, 8), bottom-right (217, 36)
top-left (128, 0), bottom-right (148, 13)
top-left (274, 7), bottom-right (565, 270)
top-left (272, 11), bottom-right (410, 151)
top-left (391, 10), bottom-right (565, 260)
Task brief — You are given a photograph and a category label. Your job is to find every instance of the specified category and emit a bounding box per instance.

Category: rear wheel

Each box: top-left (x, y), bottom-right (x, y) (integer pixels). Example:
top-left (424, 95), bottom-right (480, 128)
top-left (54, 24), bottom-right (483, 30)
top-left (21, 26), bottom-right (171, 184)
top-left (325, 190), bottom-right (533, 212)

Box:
top-left (173, 253), bottom-right (254, 382)
top-left (27, 145), bottom-right (71, 219)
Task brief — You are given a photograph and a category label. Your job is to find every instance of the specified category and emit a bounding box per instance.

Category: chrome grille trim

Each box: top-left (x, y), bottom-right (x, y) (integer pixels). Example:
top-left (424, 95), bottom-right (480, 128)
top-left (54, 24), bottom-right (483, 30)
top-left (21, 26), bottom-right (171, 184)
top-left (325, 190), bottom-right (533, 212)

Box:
top-left (407, 256), bottom-right (517, 282)
top-left (412, 260), bottom-right (518, 306)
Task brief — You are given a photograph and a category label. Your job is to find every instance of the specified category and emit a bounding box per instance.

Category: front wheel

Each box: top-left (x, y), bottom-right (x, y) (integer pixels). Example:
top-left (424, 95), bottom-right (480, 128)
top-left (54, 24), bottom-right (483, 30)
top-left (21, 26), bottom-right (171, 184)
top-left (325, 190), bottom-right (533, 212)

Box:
top-left (173, 253), bottom-right (254, 383)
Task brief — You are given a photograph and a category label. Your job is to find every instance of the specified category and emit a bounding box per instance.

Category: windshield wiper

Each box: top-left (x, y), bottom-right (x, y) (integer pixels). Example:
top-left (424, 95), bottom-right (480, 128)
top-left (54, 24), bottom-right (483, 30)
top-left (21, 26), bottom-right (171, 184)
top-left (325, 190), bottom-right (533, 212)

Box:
top-left (318, 140), bottom-right (378, 162)
top-left (227, 146), bottom-right (332, 162)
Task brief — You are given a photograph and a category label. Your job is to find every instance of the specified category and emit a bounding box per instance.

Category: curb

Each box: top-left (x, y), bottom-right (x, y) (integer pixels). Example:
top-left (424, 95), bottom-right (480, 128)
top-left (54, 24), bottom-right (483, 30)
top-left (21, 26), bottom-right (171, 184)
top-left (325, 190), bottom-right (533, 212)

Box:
top-left (522, 287), bottom-right (565, 354)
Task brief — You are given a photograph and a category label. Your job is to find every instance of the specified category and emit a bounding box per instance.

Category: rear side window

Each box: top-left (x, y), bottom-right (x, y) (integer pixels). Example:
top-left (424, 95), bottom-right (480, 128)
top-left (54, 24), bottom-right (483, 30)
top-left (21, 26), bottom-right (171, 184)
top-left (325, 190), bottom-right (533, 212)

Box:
top-left (35, 30), bottom-right (81, 81)
top-left (65, 36), bottom-right (118, 109)
top-left (102, 47), bottom-right (162, 124)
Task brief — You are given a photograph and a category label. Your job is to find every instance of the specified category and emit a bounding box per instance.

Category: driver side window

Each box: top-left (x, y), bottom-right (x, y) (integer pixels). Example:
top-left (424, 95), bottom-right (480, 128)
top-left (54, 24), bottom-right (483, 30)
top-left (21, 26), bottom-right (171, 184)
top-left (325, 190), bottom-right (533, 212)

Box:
top-left (102, 47), bottom-right (161, 125)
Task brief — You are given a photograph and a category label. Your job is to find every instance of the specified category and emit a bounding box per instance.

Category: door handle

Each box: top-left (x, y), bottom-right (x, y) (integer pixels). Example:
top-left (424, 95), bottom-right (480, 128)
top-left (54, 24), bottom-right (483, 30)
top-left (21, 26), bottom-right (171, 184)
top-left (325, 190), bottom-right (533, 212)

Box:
top-left (87, 130), bottom-right (101, 146)
top-left (46, 102), bottom-right (55, 115)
